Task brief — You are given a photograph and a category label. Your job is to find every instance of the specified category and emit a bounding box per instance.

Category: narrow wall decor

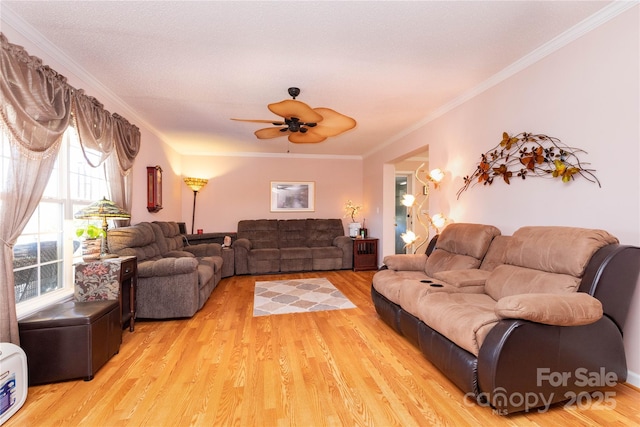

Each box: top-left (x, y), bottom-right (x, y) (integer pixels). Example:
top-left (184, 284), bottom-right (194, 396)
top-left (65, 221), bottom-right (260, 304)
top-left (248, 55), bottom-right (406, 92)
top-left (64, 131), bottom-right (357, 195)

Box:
top-left (146, 166), bottom-right (163, 212)
top-left (456, 132), bottom-right (600, 199)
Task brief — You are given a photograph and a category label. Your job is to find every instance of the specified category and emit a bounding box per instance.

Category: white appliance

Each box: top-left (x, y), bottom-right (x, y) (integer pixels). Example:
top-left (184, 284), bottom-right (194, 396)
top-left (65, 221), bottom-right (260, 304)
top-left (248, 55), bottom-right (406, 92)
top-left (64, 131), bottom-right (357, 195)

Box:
top-left (0, 343), bottom-right (28, 426)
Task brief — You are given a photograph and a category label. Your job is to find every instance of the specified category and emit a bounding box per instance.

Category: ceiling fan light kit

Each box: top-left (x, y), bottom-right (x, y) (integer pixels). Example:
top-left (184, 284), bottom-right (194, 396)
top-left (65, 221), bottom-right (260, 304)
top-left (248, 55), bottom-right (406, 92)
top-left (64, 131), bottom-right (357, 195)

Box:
top-left (232, 87), bottom-right (356, 144)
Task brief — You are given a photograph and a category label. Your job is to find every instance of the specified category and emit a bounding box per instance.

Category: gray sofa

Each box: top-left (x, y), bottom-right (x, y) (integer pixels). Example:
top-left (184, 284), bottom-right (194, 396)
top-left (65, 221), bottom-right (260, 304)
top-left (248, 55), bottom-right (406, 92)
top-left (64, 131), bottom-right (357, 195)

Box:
top-left (107, 221), bottom-right (224, 319)
top-left (233, 219), bottom-right (353, 275)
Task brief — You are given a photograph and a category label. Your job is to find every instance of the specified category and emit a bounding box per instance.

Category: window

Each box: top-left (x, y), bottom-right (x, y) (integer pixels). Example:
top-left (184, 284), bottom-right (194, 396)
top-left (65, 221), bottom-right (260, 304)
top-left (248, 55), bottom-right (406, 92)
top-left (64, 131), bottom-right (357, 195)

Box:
top-left (5, 126), bottom-right (109, 318)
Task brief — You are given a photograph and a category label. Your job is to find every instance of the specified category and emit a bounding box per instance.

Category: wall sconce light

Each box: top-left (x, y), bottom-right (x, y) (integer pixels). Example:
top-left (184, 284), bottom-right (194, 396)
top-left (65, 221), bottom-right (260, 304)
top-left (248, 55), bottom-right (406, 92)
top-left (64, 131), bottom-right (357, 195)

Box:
top-left (399, 163), bottom-right (448, 253)
top-left (184, 177), bottom-right (208, 234)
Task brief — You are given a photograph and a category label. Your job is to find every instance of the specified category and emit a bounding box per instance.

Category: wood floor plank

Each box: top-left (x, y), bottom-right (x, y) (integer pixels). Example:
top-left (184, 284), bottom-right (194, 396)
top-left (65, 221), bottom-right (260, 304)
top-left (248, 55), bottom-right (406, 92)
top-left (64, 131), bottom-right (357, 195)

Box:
top-left (5, 270), bottom-right (640, 426)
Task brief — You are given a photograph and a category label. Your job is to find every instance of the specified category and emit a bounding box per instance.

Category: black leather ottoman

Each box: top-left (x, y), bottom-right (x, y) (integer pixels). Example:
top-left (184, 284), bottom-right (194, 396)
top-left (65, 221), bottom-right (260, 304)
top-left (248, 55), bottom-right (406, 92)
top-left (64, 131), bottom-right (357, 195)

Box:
top-left (18, 300), bottom-right (121, 385)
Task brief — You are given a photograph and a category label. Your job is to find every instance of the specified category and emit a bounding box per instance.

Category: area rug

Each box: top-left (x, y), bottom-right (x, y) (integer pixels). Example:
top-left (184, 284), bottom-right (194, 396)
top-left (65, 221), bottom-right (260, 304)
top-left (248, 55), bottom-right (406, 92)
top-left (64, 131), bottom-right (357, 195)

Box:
top-left (253, 278), bottom-right (356, 317)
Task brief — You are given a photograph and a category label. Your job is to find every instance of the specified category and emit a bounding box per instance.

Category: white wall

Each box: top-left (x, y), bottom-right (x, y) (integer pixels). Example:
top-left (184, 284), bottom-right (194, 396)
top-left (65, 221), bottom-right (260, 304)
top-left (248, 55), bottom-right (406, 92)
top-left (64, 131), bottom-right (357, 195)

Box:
top-left (175, 154), bottom-right (363, 233)
top-left (364, 6), bottom-right (640, 385)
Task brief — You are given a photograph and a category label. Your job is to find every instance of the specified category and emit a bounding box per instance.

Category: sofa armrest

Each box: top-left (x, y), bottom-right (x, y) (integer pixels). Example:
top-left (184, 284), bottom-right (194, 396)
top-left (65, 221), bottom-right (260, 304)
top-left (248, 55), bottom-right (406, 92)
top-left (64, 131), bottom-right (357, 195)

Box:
top-left (232, 238), bottom-right (252, 251)
top-left (494, 292), bottom-right (603, 326)
top-left (333, 235), bottom-right (351, 248)
top-left (137, 257), bottom-right (199, 278)
top-left (477, 317), bottom-right (626, 414)
top-left (333, 236), bottom-right (353, 269)
top-left (232, 238), bottom-right (252, 275)
top-left (183, 243), bottom-right (222, 257)
top-left (383, 254), bottom-right (427, 271)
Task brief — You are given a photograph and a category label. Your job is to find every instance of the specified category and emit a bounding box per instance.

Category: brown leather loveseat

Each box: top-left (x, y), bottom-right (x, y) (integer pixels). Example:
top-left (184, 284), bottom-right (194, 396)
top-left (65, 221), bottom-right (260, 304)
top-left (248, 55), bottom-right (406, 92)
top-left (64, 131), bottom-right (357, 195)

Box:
top-left (371, 223), bottom-right (639, 414)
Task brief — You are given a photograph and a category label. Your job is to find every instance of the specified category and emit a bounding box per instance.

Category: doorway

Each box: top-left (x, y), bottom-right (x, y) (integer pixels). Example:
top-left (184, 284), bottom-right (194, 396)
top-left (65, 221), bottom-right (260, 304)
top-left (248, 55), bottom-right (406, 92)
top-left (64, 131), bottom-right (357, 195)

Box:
top-left (394, 174), bottom-right (412, 254)
top-left (390, 147), bottom-right (429, 255)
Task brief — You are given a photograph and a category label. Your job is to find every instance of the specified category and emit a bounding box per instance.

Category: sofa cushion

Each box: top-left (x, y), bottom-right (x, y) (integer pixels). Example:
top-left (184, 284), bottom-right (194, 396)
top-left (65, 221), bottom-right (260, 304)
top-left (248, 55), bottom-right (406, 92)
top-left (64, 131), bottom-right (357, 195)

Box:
top-left (196, 264), bottom-right (214, 291)
top-left (107, 222), bottom-right (162, 262)
top-left (433, 223), bottom-right (501, 259)
top-left (238, 219), bottom-right (279, 249)
top-left (280, 247), bottom-right (312, 260)
top-left (137, 257), bottom-right (198, 278)
top-left (425, 251), bottom-right (481, 276)
top-left (247, 248), bottom-right (280, 273)
top-left (432, 269), bottom-right (490, 288)
top-left (479, 235), bottom-right (510, 271)
top-left (415, 292), bottom-right (499, 356)
top-left (505, 226), bottom-right (618, 277)
top-left (280, 247), bottom-right (313, 272)
top-left (310, 246), bottom-right (341, 259)
top-left (152, 221), bottom-right (184, 254)
top-left (278, 219), bottom-right (309, 248)
top-left (425, 223), bottom-right (500, 276)
top-left (485, 264), bottom-right (580, 300)
top-left (310, 246), bottom-right (343, 270)
top-left (495, 292), bottom-right (603, 326)
top-left (372, 269), bottom-right (427, 305)
top-left (198, 255), bottom-right (223, 272)
top-left (307, 219), bottom-right (344, 247)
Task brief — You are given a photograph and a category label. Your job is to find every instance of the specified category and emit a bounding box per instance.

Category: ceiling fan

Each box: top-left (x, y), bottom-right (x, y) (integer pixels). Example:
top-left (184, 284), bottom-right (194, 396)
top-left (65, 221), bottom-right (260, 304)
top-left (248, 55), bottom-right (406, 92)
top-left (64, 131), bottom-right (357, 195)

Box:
top-left (231, 87), bottom-right (356, 144)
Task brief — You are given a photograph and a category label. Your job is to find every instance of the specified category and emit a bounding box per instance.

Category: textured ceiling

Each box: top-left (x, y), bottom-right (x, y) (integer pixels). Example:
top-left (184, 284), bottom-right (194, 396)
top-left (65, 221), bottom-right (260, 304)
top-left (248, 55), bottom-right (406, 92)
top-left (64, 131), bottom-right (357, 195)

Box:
top-left (2, 1), bottom-right (612, 157)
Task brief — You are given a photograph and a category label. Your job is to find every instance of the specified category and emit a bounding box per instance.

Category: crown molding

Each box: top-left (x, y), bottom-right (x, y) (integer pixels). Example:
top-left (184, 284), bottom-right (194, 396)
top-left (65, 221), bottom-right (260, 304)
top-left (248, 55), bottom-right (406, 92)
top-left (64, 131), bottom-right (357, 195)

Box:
top-left (178, 150), bottom-right (363, 160)
top-left (365, 1), bottom-right (639, 159)
top-left (1, 4), bottom-right (163, 137)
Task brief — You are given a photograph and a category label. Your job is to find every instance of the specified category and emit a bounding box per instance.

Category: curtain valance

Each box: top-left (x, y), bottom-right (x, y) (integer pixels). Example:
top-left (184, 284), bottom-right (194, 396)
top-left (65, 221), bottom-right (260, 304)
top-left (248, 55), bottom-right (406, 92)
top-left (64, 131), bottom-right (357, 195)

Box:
top-left (0, 32), bottom-right (141, 172)
top-left (0, 33), bottom-right (72, 157)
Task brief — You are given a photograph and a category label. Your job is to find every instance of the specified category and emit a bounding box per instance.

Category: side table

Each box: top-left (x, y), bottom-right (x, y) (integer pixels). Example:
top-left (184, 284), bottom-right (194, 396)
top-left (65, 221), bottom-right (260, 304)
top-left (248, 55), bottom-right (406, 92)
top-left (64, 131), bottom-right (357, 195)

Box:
top-left (74, 255), bottom-right (138, 331)
top-left (353, 238), bottom-right (379, 271)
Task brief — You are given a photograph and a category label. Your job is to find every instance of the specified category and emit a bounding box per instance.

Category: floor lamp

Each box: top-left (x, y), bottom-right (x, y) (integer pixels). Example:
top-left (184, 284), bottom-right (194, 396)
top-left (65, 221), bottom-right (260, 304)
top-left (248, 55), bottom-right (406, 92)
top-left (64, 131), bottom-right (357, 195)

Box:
top-left (184, 177), bottom-right (208, 234)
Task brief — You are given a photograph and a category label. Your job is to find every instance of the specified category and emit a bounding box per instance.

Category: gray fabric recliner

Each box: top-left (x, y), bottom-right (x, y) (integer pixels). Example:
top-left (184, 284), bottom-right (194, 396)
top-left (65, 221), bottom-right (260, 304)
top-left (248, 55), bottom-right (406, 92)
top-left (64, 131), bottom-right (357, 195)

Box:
top-left (107, 221), bottom-right (223, 319)
top-left (233, 218), bottom-right (353, 275)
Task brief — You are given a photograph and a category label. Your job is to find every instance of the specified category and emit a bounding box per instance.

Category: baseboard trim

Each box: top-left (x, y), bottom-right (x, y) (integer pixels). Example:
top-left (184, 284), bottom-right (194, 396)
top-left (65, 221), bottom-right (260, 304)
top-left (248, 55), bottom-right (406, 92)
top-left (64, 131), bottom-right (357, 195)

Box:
top-left (626, 370), bottom-right (640, 389)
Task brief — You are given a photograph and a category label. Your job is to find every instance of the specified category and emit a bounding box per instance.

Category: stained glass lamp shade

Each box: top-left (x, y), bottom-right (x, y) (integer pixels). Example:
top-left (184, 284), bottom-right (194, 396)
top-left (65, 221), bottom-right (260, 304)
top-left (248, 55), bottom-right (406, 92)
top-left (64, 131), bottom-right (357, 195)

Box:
top-left (74, 197), bottom-right (131, 236)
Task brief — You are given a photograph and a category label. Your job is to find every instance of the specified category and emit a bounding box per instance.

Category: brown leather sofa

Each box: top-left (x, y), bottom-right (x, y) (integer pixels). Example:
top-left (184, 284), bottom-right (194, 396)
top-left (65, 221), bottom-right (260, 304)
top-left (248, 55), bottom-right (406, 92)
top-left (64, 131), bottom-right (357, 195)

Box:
top-left (371, 223), bottom-right (640, 414)
top-left (233, 219), bottom-right (353, 274)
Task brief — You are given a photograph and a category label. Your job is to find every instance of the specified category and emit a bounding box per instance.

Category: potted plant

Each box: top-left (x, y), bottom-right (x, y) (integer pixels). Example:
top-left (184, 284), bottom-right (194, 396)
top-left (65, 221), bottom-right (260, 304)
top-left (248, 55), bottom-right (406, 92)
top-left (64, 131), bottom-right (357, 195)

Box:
top-left (75, 224), bottom-right (105, 261)
top-left (344, 200), bottom-right (363, 238)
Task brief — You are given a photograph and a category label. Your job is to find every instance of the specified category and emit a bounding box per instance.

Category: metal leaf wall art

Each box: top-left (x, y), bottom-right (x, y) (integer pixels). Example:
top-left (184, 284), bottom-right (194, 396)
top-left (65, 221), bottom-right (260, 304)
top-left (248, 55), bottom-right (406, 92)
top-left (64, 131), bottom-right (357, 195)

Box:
top-left (456, 132), bottom-right (600, 199)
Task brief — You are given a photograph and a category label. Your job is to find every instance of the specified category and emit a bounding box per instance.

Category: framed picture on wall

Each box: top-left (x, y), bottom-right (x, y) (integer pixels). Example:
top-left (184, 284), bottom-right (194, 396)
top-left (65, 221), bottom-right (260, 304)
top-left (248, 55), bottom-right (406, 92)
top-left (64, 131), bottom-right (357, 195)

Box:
top-left (270, 181), bottom-right (315, 212)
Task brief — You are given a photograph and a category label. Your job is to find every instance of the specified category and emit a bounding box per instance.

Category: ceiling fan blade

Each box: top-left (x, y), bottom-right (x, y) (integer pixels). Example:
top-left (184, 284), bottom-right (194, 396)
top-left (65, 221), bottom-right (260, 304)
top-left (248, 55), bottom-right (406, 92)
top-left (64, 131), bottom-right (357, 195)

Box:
top-left (231, 118), bottom-right (285, 125)
top-left (311, 108), bottom-right (357, 137)
top-left (255, 127), bottom-right (289, 139)
top-left (288, 131), bottom-right (327, 144)
top-left (268, 100), bottom-right (323, 123)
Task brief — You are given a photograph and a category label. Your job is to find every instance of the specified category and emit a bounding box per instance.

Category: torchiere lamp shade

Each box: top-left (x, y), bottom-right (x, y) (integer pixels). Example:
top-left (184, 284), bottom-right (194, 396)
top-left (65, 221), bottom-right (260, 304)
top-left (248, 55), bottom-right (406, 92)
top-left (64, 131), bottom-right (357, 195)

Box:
top-left (184, 177), bottom-right (208, 192)
top-left (184, 177), bottom-right (208, 234)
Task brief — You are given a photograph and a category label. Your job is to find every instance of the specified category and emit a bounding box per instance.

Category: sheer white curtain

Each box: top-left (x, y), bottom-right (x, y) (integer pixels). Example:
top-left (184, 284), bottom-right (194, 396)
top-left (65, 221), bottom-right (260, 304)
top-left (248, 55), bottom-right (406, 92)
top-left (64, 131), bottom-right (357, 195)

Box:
top-left (0, 33), bottom-right (141, 343)
top-left (0, 34), bottom-right (72, 343)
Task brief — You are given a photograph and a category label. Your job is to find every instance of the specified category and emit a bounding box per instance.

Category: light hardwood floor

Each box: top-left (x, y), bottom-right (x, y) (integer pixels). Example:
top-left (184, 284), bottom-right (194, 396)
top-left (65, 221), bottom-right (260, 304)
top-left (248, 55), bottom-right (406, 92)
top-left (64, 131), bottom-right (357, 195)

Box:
top-left (6, 270), bottom-right (640, 426)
